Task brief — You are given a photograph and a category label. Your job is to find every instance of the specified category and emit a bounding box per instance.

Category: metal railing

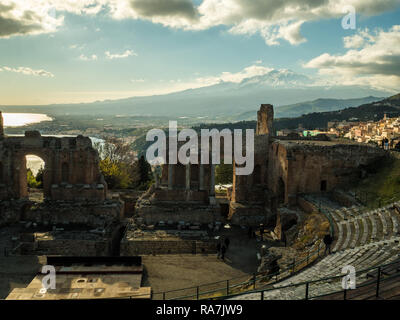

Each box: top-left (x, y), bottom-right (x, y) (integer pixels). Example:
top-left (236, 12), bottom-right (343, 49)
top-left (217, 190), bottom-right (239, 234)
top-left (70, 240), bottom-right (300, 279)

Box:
top-left (147, 241), bottom-right (326, 300)
top-left (209, 258), bottom-right (400, 301)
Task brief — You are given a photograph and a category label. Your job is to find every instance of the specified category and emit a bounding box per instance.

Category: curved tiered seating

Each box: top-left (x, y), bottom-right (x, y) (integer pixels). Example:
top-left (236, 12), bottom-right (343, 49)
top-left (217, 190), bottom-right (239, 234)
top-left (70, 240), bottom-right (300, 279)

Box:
top-left (231, 199), bottom-right (400, 300)
top-left (328, 203), bottom-right (400, 252)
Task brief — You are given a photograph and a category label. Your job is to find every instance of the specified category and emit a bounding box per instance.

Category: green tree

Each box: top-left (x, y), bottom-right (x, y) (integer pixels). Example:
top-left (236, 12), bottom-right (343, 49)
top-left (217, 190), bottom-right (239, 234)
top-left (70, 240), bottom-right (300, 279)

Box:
top-left (27, 169), bottom-right (42, 188)
top-left (35, 167), bottom-right (44, 189)
top-left (99, 158), bottom-right (132, 189)
top-left (215, 162), bottom-right (233, 185)
top-left (131, 155), bottom-right (152, 190)
top-left (95, 137), bottom-right (154, 190)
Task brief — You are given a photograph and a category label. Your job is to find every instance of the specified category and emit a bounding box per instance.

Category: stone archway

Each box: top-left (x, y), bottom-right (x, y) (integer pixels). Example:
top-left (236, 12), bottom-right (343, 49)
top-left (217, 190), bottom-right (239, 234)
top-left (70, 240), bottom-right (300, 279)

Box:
top-left (0, 132), bottom-right (107, 202)
top-left (18, 152), bottom-right (50, 200)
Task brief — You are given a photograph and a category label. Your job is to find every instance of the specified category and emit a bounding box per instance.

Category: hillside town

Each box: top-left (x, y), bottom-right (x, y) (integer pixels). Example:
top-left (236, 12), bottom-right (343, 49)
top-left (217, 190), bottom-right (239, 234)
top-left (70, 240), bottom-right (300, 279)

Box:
top-left (276, 113), bottom-right (400, 151)
top-left (328, 114), bottom-right (400, 150)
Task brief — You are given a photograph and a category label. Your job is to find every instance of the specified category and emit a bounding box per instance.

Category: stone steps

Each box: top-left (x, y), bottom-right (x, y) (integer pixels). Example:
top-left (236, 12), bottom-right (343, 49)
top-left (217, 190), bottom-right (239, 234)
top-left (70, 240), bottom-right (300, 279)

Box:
top-left (234, 239), bottom-right (400, 300)
top-left (231, 200), bottom-right (400, 300)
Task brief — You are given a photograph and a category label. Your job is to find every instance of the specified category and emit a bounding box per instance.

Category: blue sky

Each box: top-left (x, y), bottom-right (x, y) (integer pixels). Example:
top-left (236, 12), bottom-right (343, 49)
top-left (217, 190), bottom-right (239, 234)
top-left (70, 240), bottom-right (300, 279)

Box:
top-left (0, 0), bottom-right (399, 105)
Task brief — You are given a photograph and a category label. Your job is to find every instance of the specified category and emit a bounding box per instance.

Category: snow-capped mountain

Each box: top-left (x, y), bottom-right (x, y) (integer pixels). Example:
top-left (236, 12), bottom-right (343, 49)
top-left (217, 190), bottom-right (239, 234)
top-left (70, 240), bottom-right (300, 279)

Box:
top-left (1, 69), bottom-right (391, 119)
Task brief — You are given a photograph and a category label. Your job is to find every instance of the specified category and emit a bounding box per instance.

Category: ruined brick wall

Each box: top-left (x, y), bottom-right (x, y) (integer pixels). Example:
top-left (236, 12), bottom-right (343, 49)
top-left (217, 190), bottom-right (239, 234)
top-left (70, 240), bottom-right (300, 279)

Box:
top-left (19, 238), bottom-right (111, 256)
top-left (120, 239), bottom-right (217, 255)
top-left (0, 200), bottom-right (27, 227)
top-left (35, 239), bottom-right (110, 256)
top-left (0, 130), bottom-right (107, 201)
top-left (22, 200), bottom-right (124, 227)
top-left (231, 134), bottom-right (269, 203)
top-left (136, 201), bottom-right (220, 225)
top-left (0, 112), bottom-right (4, 139)
top-left (268, 140), bottom-right (387, 204)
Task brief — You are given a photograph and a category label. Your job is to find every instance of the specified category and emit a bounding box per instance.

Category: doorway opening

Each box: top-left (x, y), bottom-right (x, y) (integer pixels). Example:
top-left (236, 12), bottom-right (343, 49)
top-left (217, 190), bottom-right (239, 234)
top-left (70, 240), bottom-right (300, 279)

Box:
top-left (320, 180), bottom-right (327, 192)
top-left (25, 154), bottom-right (45, 202)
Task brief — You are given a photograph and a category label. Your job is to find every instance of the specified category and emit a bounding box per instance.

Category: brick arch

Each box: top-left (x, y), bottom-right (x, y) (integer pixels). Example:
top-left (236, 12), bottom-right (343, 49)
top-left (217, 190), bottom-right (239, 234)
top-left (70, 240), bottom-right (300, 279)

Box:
top-left (0, 133), bottom-right (107, 201)
top-left (16, 151), bottom-right (51, 199)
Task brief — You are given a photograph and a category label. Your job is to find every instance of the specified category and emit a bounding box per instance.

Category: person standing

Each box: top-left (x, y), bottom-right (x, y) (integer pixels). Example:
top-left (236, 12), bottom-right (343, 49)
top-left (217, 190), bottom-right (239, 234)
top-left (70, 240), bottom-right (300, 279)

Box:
top-left (248, 226), bottom-right (253, 239)
top-left (221, 245), bottom-right (226, 261)
top-left (323, 233), bottom-right (333, 255)
top-left (216, 242), bottom-right (221, 258)
top-left (224, 237), bottom-right (230, 250)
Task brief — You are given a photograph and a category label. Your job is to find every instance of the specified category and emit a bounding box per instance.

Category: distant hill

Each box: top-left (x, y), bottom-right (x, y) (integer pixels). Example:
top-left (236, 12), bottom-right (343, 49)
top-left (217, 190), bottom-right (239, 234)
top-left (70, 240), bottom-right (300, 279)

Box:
top-left (132, 94), bottom-right (400, 155)
top-left (0, 69), bottom-right (390, 120)
top-left (273, 93), bottom-right (400, 131)
top-left (234, 96), bottom-right (383, 121)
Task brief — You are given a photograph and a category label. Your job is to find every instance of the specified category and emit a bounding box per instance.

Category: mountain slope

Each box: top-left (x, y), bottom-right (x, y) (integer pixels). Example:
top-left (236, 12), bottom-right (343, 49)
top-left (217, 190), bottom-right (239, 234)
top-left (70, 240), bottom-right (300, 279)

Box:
top-left (234, 96), bottom-right (384, 121)
top-left (0, 69), bottom-right (391, 119)
top-left (273, 93), bottom-right (400, 131)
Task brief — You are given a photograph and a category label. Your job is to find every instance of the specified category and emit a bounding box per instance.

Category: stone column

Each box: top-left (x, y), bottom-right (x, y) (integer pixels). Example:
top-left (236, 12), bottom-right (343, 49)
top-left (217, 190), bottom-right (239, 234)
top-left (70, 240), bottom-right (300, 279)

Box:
top-left (0, 111), bottom-right (4, 138)
top-left (153, 167), bottom-right (159, 188)
top-left (199, 164), bottom-right (205, 191)
top-left (210, 164), bottom-right (215, 196)
top-left (186, 164), bottom-right (191, 191)
top-left (168, 164), bottom-right (174, 190)
top-left (209, 164), bottom-right (216, 205)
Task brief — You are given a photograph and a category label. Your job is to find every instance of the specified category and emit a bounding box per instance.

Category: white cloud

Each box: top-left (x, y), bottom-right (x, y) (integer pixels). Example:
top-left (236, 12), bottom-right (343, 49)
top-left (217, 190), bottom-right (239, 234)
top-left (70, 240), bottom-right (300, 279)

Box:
top-left (343, 28), bottom-right (376, 48)
top-left (304, 25), bottom-right (400, 92)
top-left (190, 0), bottom-right (400, 45)
top-left (0, 0), bottom-right (105, 38)
top-left (79, 54), bottom-right (98, 61)
top-left (69, 44), bottom-right (85, 50)
top-left (131, 78), bottom-right (145, 83)
top-left (1, 0), bottom-right (400, 46)
top-left (105, 49), bottom-right (137, 59)
top-left (1, 66), bottom-right (54, 77)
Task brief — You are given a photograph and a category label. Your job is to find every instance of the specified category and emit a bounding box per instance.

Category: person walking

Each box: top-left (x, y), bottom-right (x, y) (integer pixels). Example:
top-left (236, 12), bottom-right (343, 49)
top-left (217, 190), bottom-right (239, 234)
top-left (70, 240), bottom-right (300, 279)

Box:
top-left (323, 233), bottom-right (333, 255)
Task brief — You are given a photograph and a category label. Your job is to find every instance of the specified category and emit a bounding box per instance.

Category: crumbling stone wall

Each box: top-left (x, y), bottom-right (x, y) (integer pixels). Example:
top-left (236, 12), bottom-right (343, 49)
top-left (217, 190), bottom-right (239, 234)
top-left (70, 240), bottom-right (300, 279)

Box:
top-left (136, 198), bottom-right (220, 225)
top-left (22, 200), bottom-right (124, 227)
top-left (0, 111), bottom-right (4, 138)
top-left (121, 239), bottom-right (217, 255)
top-left (33, 238), bottom-right (110, 256)
top-left (268, 140), bottom-right (387, 204)
top-left (0, 115), bottom-right (107, 201)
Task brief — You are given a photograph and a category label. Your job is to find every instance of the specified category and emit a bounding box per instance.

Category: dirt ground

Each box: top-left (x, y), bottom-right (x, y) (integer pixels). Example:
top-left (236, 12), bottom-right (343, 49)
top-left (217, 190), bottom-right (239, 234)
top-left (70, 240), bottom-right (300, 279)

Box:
top-left (0, 256), bottom-right (45, 299)
top-left (142, 226), bottom-right (262, 297)
top-left (0, 225), bottom-right (264, 299)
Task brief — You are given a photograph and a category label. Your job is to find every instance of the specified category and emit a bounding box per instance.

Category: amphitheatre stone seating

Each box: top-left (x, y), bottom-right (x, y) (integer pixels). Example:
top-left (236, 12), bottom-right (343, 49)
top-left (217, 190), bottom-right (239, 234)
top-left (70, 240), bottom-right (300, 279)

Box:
top-left (231, 199), bottom-right (400, 300)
